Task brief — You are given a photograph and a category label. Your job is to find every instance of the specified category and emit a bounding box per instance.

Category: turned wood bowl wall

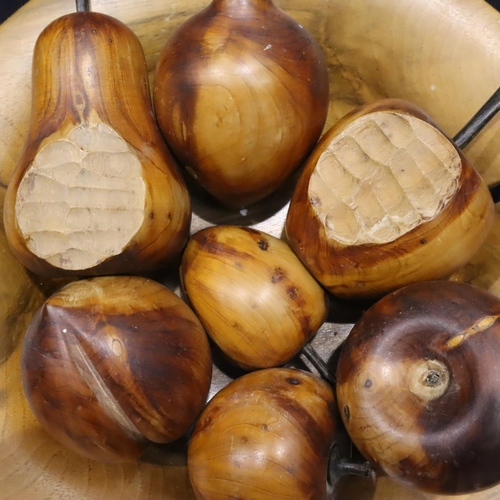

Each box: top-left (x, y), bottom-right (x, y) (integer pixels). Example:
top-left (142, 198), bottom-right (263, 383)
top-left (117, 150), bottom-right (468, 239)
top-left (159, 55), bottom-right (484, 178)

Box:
top-left (2, 0), bottom-right (500, 499)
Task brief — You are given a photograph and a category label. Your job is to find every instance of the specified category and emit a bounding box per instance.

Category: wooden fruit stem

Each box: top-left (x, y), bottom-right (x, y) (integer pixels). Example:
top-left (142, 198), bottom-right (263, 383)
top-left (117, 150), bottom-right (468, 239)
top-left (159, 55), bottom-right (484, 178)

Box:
top-left (76, 0), bottom-right (91, 12)
top-left (301, 343), bottom-right (336, 386)
top-left (454, 86), bottom-right (500, 150)
top-left (452, 86), bottom-right (500, 202)
top-left (332, 458), bottom-right (375, 479)
top-left (328, 444), bottom-right (375, 489)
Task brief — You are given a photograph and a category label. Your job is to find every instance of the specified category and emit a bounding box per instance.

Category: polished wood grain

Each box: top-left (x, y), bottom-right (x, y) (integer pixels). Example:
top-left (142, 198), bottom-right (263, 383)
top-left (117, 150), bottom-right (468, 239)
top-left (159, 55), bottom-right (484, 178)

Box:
top-left (188, 368), bottom-right (341, 500)
top-left (2, 0), bottom-right (500, 499)
top-left (286, 99), bottom-right (495, 299)
top-left (181, 226), bottom-right (328, 369)
top-left (154, 0), bottom-right (329, 208)
top-left (337, 281), bottom-right (500, 494)
top-left (3, 10), bottom-right (191, 277)
top-left (22, 276), bottom-right (212, 463)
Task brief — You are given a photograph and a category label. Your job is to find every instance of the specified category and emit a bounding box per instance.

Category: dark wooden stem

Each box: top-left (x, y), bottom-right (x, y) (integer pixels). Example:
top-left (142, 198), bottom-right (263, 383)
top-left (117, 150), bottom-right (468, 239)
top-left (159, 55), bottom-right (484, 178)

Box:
top-left (301, 343), bottom-right (335, 386)
top-left (489, 182), bottom-right (500, 203)
top-left (76, 0), bottom-right (91, 12)
top-left (454, 86), bottom-right (500, 150)
top-left (333, 458), bottom-right (375, 478)
top-left (328, 443), bottom-right (376, 488)
top-left (452, 86), bottom-right (500, 203)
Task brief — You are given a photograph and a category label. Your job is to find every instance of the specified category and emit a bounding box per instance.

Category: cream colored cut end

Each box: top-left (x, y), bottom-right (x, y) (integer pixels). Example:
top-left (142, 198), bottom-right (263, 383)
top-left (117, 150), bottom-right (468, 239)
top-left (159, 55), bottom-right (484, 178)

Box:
top-left (308, 111), bottom-right (461, 245)
top-left (407, 359), bottom-right (450, 402)
top-left (15, 121), bottom-right (146, 270)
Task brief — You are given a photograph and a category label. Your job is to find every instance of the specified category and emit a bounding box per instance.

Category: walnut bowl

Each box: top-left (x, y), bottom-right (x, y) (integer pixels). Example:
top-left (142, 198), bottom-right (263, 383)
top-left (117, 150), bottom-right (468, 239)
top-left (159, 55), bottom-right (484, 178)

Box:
top-left (2, 0), bottom-right (500, 499)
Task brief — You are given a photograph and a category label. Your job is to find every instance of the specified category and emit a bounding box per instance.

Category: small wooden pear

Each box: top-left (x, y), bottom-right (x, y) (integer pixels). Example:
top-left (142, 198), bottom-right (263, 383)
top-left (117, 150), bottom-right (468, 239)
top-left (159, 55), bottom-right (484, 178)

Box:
top-left (4, 9), bottom-right (191, 277)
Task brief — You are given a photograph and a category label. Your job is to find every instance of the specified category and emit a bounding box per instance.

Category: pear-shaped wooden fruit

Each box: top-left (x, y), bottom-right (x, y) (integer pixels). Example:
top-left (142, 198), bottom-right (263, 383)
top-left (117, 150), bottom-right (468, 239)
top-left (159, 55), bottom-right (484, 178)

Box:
top-left (3, 10), bottom-right (191, 278)
top-left (286, 99), bottom-right (495, 299)
top-left (154, 0), bottom-right (329, 209)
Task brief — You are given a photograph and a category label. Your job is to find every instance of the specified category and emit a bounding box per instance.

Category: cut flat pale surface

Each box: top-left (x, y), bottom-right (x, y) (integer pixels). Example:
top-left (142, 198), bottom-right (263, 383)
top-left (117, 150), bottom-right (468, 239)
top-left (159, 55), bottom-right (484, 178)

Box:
top-left (16, 118), bottom-right (146, 270)
top-left (2, 0), bottom-right (500, 499)
top-left (309, 111), bottom-right (462, 245)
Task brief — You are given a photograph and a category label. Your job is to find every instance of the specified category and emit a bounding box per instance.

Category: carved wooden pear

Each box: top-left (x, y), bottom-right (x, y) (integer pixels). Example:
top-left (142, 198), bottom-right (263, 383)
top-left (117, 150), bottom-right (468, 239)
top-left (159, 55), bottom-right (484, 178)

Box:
top-left (286, 99), bottom-right (495, 299)
top-left (3, 11), bottom-right (191, 277)
top-left (154, 0), bottom-right (329, 208)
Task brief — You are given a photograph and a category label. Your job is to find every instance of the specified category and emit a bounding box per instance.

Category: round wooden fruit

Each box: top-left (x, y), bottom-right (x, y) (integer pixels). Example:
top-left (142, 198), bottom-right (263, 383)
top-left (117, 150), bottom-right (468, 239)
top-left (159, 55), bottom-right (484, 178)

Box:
top-left (21, 275), bottom-right (212, 463)
top-left (336, 280), bottom-right (500, 495)
top-left (188, 368), bottom-right (342, 500)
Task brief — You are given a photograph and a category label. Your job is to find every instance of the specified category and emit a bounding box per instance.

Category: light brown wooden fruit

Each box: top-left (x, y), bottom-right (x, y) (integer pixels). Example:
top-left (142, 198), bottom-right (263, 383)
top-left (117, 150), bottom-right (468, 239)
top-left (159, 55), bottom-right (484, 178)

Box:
top-left (181, 225), bottom-right (328, 370)
top-left (188, 368), bottom-right (341, 500)
top-left (154, 0), bottom-right (329, 208)
top-left (3, 11), bottom-right (191, 277)
top-left (286, 99), bottom-right (495, 299)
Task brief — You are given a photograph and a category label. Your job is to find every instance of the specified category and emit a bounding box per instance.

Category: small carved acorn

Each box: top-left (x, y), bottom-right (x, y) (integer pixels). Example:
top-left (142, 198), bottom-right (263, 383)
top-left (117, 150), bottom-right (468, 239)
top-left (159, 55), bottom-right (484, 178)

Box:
top-left (21, 276), bottom-right (212, 462)
top-left (336, 280), bottom-right (500, 494)
top-left (286, 99), bottom-right (495, 299)
top-left (188, 368), bottom-right (343, 500)
top-left (154, 0), bottom-right (329, 208)
top-left (180, 225), bottom-right (328, 370)
top-left (4, 11), bottom-right (191, 277)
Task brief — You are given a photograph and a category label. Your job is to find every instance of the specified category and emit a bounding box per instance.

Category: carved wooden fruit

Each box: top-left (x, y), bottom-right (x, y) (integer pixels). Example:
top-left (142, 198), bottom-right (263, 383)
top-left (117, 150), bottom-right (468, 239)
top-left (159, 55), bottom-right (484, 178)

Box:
top-left (153, 0), bottom-right (329, 208)
top-left (180, 225), bottom-right (328, 370)
top-left (21, 275), bottom-right (212, 463)
top-left (188, 368), bottom-right (341, 500)
top-left (286, 99), bottom-right (495, 299)
top-left (3, 11), bottom-right (191, 278)
top-left (336, 280), bottom-right (500, 494)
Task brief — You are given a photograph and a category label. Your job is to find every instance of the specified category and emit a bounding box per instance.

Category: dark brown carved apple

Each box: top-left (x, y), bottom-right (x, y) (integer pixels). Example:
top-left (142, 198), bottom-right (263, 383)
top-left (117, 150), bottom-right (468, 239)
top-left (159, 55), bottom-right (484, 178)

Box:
top-left (336, 279), bottom-right (500, 494)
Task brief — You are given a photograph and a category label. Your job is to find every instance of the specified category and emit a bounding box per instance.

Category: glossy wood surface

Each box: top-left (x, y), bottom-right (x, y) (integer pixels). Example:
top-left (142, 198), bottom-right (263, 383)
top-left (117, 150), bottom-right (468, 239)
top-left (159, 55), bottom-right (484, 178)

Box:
top-left (153, 0), bottom-right (329, 208)
top-left (2, 0), bottom-right (500, 499)
top-left (4, 10), bottom-right (191, 277)
top-left (337, 281), bottom-right (500, 495)
top-left (286, 98), bottom-right (495, 299)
